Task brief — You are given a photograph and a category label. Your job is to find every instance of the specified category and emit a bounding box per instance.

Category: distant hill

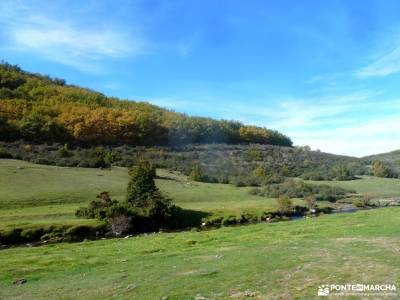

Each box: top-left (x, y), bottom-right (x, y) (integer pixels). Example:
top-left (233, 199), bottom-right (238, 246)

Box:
top-left (363, 150), bottom-right (400, 172)
top-left (0, 62), bottom-right (292, 147)
top-left (363, 150), bottom-right (400, 163)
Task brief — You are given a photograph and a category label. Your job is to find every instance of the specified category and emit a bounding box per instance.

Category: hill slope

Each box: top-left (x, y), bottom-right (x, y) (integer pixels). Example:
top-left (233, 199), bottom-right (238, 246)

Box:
top-left (0, 62), bottom-right (291, 147)
top-left (364, 150), bottom-right (400, 166)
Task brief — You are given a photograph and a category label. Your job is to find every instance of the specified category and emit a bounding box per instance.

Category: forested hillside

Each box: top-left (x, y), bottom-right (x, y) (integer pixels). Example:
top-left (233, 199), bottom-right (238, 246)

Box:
top-left (0, 62), bottom-right (292, 147)
top-left (362, 150), bottom-right (400, 177)
top-left (364, 150), bottom-right (400, 165)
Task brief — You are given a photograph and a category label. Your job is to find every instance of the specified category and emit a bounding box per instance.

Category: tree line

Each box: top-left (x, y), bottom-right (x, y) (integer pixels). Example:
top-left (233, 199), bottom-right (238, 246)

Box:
top-left (0, 62), bottom-right (292, 147)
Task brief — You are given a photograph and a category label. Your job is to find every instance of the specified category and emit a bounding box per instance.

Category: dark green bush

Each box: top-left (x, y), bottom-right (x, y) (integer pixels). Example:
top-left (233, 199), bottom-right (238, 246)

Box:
top-left (222, 216), bottom-right (239, 226)
top-left (64, 224), bottom-right (105, 242)
top-left (0, 228), bottom-right (23, 244)
top-left (0, 148), bottom-right (12, 158)
top-left (20, 228), bottom-right (44, 241)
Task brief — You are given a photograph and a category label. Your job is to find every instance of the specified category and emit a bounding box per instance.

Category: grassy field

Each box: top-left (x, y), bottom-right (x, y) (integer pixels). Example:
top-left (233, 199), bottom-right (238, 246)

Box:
top-left (0, 208), bottom-right (399, 299)
top-left (307, 176), bottom-right (400, 198)
top-left (0, 159), bottom-right (284, 231)
top-left (1, 159), bottom-right (400, 298)
top-left (2, 159), bottom-right (400, 232)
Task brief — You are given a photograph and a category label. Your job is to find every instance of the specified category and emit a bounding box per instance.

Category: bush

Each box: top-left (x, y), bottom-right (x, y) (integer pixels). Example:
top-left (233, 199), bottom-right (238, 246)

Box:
top-left (0, 228), bottom-right (23, 244)
top-left (0, 223), bottom-right (107, 245)
top-left (58, 144), bottom-right (70, 158)
top-left (75, 192), bottom-right (117, 220)
top-left (20, 228), bottom-right (44, 241)
top-left (304, 195), bottom-right (316, 210)
top-left (189, 164), bottom-right (203, 181)
top-left (64, 225), bottom-right (102, 242)
top-left (76, 160), bottom-right (182, 235)
top-left (0, 148), bottom-right (12, 158)
top-left (222, 216), bottom-right (239, 226)
top-left (255, 179), bottom-right (353, 202)
top-left (276, 195), bottom-right (293, 216)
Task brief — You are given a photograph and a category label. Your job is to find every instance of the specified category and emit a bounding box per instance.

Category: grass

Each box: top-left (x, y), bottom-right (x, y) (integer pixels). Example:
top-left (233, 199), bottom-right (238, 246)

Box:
top-left (0, 159), bottom-right (285, 231)
top-left (1, 207), bottom-right (400, 299)
top-left (2, 159), bottom-right (400, 232)
top-left (0, 159), bottom-right (128, 209)
top-left (307, 176), bottom-right (400, 198)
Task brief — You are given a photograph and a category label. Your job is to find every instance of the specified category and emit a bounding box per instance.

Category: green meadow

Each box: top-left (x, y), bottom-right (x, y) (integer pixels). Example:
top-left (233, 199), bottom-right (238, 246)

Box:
top-left (1, 208), bottom-right (400, 299)
top-left (1, 159), bottom-right (400, 232)
top-left (0, 159), bottom-right (285, 232)
top-left (1, 159), bottom-right (400, 299)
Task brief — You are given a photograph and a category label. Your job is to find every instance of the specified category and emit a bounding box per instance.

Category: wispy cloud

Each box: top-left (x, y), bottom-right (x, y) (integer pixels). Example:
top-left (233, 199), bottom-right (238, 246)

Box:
top-left (0, 3), bottom-right (147, 73)
top-left (356, 45), bottom-right (400, 78)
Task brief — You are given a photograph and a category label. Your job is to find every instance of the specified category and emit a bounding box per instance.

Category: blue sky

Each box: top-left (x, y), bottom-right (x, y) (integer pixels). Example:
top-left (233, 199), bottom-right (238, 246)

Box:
top-left (1, 0), bottom-right (400, 156)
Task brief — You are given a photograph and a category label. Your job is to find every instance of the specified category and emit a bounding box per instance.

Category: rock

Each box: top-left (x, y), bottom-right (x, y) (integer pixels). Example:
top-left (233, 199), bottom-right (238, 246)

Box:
top-left (13, 278), bottom-right (27, 285)
top-left (125, 283), bottom-right (137, 291)
top-left (244, 290), bottom-right (257, 297)
top-left (231, 290), bottom-right (257, 298)
top-left (195, 295), bottom-right (207, 300)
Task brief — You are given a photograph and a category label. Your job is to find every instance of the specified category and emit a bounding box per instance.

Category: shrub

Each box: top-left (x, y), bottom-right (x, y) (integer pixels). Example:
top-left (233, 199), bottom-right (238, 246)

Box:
top-left (75, 192), bottom-right (118, 219)
top-left (76, 160), bottom-right (181, 235)
top-left (65, 225), bottom-right (98, 242)
top-left (354, 200), bottom-right (364, 208)
top-left (0, 148), bottom-right (12, 158)
top-left (202, 216), bottom-right (224, 227)
top-left (254, 165), bottom-right (267, 177)
top-left (263, 174), bottom-right (285, 184)
top-left (276, 195), bottom-right (293, 216)
top-left (58, 144), bottom-right (70, 158)
top-left (20, 228), bottom-right (44, 241)
top-left (189, 164), bottom-right (203, 181)
top-left (257, 179), bottom-right (353, 202)
top-left (0, 228), bottom-right (23, 244)
top-left (232, 178), bottom-right (247, 187)
top-left (222, 216), bottom-right (239, 226)
top-left (356, 193), bottom-right (374, 208)
top-left (304, 195), bottom-right (316, 210)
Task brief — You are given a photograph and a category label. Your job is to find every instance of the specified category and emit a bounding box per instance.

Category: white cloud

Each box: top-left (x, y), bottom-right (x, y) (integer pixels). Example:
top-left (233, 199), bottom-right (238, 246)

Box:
top-left (0, 6), bottom-right (147, 73)
top-left (291, 117), bottom-right (400, 157)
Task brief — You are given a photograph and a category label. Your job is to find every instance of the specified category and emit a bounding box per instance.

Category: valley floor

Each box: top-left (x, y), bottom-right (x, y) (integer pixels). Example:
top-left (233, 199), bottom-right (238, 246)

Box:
top-left (1, 208), bottom-right (400, 299)
top-left (2, 159), bottom-right (399, 233)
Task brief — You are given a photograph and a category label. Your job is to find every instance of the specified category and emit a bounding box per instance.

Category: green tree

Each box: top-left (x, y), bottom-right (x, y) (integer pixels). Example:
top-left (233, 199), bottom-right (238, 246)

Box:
top-left (126, 160), bottom-right (158, 206)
